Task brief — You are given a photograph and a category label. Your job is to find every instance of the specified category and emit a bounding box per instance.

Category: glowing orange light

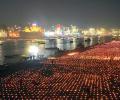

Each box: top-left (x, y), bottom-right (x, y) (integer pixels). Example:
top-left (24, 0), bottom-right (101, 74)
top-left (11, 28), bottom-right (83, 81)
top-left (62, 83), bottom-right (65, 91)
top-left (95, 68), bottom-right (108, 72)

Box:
top-left (67, 52), bottom-right (79, 56)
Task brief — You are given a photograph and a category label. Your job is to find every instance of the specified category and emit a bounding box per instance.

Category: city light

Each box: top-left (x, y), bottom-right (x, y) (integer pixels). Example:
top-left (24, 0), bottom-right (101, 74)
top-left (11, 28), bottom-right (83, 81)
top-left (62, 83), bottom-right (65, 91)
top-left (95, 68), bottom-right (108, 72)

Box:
top-left (0, 30), bottom-right (7, 38)
top-left (23, 24), bottom-right (44, 33)
top-left (32, 23), bottom-right (37, 26)
top-left (44, 31), bottom-right (55, 37)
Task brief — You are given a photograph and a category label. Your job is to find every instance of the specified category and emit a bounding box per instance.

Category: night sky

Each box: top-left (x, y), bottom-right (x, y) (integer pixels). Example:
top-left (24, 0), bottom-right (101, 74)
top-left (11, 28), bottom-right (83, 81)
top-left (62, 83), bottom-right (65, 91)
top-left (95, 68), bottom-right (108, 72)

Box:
top-left (0, 0), bottom-right (120, 27)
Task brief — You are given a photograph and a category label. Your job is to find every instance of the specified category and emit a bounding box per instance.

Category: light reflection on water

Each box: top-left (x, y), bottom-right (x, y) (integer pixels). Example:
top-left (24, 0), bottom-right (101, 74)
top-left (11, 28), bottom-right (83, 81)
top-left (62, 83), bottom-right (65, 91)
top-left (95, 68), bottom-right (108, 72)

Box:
top-left (0, 37), bottom-right (98, 65)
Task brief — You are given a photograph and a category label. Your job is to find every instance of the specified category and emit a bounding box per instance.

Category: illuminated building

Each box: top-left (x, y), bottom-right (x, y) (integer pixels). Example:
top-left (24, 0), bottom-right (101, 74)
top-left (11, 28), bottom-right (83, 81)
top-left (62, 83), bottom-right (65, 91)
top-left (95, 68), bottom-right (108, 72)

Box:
top-left (8, 31), bottom-right (20, 38)
top-left (64, 27), bottom-right (71, 36)
top-left (89, 28), bottom-right (96, 35)
top-left (70, 25), bottom-right (79, 35)
top-left (20, 23), bottom-right (45, 39)
top-left (23, 23), bottom-right (44, 33)
top-left (7, 26), bottom-right (20, 38)
top-left (55, 24), bottom-right (63, 36)
top-left (44, 31), bottom-right (56, 37)
top-left (0, 29), bottom-right (7, 38)
top-left (45, 24), bottom-right (81, 37)
top-left (111, 29), bottom-right (120, 36)
top-left (82, 27), bottom-right (111, 36)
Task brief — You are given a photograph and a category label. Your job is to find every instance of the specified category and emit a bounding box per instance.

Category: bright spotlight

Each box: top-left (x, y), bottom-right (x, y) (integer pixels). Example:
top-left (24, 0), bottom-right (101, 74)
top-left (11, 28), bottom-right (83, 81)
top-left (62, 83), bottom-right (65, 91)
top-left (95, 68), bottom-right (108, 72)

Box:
top-left (28, 45), bottom-right (39, 56)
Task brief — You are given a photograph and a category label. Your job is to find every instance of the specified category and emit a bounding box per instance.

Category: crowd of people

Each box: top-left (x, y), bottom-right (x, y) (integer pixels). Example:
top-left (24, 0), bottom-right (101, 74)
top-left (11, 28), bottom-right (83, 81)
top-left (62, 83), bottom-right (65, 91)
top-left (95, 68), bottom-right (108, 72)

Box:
top-left (0, 41), bottom-right (120, 99)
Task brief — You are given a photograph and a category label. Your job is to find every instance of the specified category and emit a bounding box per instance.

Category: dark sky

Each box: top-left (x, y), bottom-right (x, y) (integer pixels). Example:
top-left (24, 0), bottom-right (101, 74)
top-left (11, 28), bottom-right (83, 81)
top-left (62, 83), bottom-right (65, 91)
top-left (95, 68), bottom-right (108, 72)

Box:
top-left (0, 0), bottom-right (120, 27)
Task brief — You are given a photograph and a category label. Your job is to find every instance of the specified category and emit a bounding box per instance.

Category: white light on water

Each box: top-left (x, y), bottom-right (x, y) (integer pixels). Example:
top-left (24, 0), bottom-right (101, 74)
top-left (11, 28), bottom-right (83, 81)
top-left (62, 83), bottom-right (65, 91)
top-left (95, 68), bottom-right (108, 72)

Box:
top-left (28, 45), bottom-right (39, 56)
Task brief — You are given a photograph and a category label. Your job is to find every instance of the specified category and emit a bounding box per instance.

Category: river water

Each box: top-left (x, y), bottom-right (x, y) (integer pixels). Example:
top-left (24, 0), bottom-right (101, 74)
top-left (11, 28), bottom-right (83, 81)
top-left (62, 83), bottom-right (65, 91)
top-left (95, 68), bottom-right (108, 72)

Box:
top-left (0, 37), bottom-right (100, 65)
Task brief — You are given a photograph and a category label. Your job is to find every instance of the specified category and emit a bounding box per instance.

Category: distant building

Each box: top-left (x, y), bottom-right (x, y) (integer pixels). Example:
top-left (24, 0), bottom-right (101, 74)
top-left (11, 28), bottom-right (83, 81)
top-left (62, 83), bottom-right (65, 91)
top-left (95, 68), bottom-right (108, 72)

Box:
top-left (20, 24), bottom-right (45, 39)
top-left (8, 31), bottom-right (20, 38)
top-left (19, 32), bottom-right (44, 39)
top-left (0, 29), bottom-right (7, 39)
